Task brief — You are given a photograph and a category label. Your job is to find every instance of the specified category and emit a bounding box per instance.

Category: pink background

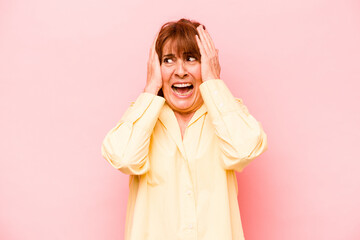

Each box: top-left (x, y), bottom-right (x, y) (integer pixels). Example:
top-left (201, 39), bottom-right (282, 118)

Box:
top-left (1, 0), bottom-right (359, 239)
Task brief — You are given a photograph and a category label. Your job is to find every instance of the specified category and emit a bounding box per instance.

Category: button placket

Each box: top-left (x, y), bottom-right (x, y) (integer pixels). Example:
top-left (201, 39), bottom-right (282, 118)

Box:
top-left (182, 168), bottom-right (197, 237)
top-left (181, 140), bottom-right (197, 238)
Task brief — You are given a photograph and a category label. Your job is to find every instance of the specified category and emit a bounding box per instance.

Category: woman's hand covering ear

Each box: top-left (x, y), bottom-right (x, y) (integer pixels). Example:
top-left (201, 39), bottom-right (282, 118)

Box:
top-left (195, 25), bottom-right (221, 82)
top-left (144, 34), bottom-right (163, 95)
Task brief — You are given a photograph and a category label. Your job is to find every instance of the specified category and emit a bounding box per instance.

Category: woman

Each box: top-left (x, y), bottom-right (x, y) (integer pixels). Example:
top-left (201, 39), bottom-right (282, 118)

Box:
top-left (101, 18), bottom-right (268, 240)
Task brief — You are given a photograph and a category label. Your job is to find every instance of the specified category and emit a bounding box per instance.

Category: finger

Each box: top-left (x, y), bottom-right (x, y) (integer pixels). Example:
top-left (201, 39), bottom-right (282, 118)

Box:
top-left (197, 25), bottom-right (212, 55)
top-left (150, 36), bottom-right (156, 57)
top-left (204, 29), bottom-right (216, 52)
top-left (195, 34), bottom-right (206, 58)
top-left (196, 25), bottom-right (208, 55)
top-left (154, 49), bottom-right (160, 64)
top-left (150, 32), bottom-right (159, 59)
top-left (196, 25), bottom-right (208, 56)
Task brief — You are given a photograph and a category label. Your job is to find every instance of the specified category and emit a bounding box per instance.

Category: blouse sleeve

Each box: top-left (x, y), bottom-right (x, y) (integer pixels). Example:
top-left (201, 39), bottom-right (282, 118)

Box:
top-left (199, 79), bottom-right (268, 172)
top-left (101, 93), bottom-right (165, 175)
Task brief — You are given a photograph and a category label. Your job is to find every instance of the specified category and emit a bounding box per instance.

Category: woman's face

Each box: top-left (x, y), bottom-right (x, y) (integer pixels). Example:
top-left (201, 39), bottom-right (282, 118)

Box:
top-left (160, 39), bottom-right (203, 115)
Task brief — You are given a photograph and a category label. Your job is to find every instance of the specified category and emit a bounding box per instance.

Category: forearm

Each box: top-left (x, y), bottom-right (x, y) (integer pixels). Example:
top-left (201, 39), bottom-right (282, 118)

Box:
top-left (101, 93), bottom-right (165, 175)
top-left (200, 79), bottom-right (268, 172)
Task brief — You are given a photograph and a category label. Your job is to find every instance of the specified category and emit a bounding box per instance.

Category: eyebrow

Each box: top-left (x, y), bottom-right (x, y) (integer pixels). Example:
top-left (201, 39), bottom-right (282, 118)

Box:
top-left (163, 52), bottom-right (194, 58)
top-left (163, 54), bottom-right (175, 58)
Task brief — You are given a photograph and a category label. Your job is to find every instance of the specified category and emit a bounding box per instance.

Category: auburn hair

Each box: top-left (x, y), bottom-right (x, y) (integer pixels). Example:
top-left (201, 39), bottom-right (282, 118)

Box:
top-left (155, 18), bottom-right (205, 64)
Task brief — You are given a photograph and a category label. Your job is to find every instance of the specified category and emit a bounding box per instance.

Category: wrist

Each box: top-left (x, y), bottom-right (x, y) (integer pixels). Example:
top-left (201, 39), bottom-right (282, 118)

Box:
top-left (202, 77), bottom-right (220, 82)
top-left (202, 73), bottom-right (220, 82)
top-left (144, 84), bottom-right (161, 95)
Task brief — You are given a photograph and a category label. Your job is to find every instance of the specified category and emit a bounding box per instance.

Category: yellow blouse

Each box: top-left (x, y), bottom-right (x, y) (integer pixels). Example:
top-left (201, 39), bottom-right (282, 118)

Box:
top-left (101, 79), bottom-right (268, 240)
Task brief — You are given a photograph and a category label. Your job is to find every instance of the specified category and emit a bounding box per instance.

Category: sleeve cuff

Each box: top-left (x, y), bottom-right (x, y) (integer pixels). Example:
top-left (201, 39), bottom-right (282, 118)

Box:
top-left (123, 92), bottom-right (165, 129)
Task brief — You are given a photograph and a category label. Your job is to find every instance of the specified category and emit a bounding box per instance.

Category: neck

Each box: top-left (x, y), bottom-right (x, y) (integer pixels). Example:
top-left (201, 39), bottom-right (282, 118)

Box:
top-left (173, 110), bottom-right (196, 140)
top-left (173, 110), bottom-right (195, 126)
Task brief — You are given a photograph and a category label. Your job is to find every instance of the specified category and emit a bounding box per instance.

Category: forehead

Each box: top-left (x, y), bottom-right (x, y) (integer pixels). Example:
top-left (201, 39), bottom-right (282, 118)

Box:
top-left (161, 37), bottom-right (196, 57)
top-left (162, 39), bottom-right (179, 54)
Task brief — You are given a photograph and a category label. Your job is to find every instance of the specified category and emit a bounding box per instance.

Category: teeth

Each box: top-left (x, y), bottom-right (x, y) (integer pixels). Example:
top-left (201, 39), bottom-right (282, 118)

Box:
top-left (173, 83), bottom-right (192, 88)
top-left (173, 87), bottom-right (193, 95)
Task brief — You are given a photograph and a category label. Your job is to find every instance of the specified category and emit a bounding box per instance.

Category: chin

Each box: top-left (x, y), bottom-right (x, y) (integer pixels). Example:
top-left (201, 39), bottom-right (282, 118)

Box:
top-left (169, 99), bottom-right (195, 112)
top-left (169, 94), bottom-right (204, 114)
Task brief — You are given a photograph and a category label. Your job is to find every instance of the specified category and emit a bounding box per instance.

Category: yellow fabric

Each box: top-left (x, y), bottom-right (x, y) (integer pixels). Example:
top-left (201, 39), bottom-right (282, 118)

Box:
top-left (101, 79), bottom-right (268, 240)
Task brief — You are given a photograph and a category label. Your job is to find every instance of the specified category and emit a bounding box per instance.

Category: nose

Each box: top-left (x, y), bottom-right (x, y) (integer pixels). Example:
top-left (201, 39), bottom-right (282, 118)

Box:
top-left (174, 60), bottom-right (188, 78)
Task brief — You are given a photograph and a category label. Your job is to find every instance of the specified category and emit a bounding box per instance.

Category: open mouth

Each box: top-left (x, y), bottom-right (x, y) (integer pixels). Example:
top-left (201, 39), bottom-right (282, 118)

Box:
top-left (171, 83), bottom-right (194, 96)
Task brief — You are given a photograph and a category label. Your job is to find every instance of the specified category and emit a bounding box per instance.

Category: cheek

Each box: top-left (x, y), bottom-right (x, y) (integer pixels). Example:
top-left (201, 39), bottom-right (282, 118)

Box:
top-left (161, 66), bottom-right (171, 84)
top-left (191, 65), bottom-right (202, 82)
